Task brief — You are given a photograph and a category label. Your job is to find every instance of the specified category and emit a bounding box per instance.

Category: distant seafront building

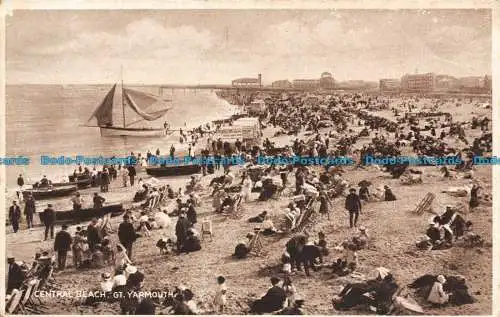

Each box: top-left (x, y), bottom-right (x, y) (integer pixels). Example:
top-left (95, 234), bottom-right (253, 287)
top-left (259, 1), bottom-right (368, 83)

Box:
top-left (379, 78), bottom-right (400, 92)
top-left (271, 80), bottom-right (292, 89)
top-left (232, 74), bottom-right (262, 88)
top-left (400, 73), bottom-right (437, 93)
top-left (292, 79), bottom-right (321, 90)
top-left (319, 72), bottom-right (335, 89)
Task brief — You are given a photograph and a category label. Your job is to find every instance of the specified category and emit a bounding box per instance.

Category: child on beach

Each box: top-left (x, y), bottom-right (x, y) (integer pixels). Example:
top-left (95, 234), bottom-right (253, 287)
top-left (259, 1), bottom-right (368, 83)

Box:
top-left (121, 167), bottom-right (129, 187)
top-left (214, 276), bottom-right (227, 313)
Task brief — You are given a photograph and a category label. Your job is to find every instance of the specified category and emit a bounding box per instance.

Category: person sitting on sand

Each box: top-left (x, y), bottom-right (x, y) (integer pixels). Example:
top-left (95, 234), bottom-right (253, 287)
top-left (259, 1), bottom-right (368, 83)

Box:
top-left (115, 244), bottom-right (132, 268)
top-left (276, 299), bottom-right (305, 315)
top-left (248, 211), bottom-right (267, 223)
top-left (251, 276), bottom-right (287, 314)
top-left (315, 232), bottom-right (329, 256)
top-left (383, 185), bottom-right (397, 201)
top-left (352, 226), bottom-right (369, 250)
top-left (91, 244), bottom-right (105, 269)
top-left (261, 215), bottom-right (281, 235)
top-left (125, 264), bottom-right (145, 291)
top-left (182, 228), bottom-right (202, 253)
top-left (427, 275), bottom-right (451, 306)
top-left (233, 233), bottom-right (254, 259)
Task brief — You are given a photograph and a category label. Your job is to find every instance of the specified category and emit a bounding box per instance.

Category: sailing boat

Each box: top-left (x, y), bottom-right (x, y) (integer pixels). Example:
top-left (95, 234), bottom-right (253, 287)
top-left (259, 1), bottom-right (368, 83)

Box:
top-left (85, 82), bottom-right (171, 137)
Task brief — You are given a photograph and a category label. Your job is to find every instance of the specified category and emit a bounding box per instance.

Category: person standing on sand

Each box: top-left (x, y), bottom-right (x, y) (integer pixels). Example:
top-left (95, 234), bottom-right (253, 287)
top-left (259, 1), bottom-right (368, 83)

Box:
top-left (17, 174), bottom-right (24, 189)
top-left (118, 214), bottom-right (137, 259)
top-left (54, 224), bottom-right (72, 271)
top-left (42, 203), bottom-right (56, 240)
top-left (87, 218), bottom-right (101, 251)
top-left (214, 276), bottom-right (227, 313)
top-left (9, 200), bottom-right (21, 233)
top-left (24, 193), bottom-right (36, 229)
top-left (175, 212), bottom-right (191, 253)
top-left (121, 167), bottom-right (129, 187)
top-left (127, 165), bottom-right (136, 186)
top-left (469, 183), bottom-right (481, 210)
top-left (345, 188), bottom-right (362, 228)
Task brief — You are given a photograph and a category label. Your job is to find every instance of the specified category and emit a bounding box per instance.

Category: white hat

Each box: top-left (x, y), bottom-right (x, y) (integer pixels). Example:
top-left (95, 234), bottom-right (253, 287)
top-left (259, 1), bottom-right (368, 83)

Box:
top-left (437, 275), bottom-right (446, 284)
top-left (125, 265), bottom-right (137, 275)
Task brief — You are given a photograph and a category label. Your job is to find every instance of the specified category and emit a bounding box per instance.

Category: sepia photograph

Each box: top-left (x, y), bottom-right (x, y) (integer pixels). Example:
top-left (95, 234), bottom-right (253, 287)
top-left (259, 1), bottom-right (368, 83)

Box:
top-left (3, 4), bottom-right (495, 315)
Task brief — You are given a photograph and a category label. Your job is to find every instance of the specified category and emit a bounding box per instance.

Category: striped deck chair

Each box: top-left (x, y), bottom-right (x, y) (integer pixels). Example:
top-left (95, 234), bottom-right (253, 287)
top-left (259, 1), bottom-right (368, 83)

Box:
top-left (7, 289), bottom-right (26, 314)
top-left (22, 279), bottom-right (45, 314)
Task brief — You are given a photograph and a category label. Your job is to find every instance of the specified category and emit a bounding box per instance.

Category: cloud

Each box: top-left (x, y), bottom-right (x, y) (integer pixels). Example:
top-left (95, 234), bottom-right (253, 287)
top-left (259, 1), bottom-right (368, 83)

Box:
top-left (6, 11), bottom-right (492, 84)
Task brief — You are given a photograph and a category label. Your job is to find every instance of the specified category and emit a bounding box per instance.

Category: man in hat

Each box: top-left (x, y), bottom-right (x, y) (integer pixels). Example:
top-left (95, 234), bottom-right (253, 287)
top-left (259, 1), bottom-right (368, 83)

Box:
top-left (54, 224), bottom-right (73, 270)
top-left (9, 200), bottom-right (21, 233)
top-left (252, 276), bottom-right (287, 313)
top-left (24, 193), bottom-right (36, 229)
top-left (42, 203), bottom-right (56, 240)
top-left (17, 174), bottom-right (24, 188)
top-left (7, 257), bottom-right (24, 294)
top-left (118, 214), bottom-right (137, 258)
top-left (384, 185), bottom-right (396, 201)
top-left (345, 188), bottom-right (362, 228)
top-left (93, 192), bottom-right (106, 209)
top-left (175, 212), bottom-right (191, 253)
top-left (87, 218), bottom-right (101, 251)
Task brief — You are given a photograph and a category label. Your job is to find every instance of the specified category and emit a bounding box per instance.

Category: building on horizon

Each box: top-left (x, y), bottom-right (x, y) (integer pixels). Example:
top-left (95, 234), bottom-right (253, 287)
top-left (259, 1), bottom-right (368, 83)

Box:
top-left (319, 72), bottom-right (335, 89)
top-left (292, 79), bottom-right (321, 90)
top-left (484, 75), bottom-right (492, 91)
top-left (271, 79), bottom-right (292, 89)
top-left (379, 78), bottom-right (400, 92)
top-left (401, 73), bottom-right (436, 92)
top-left (232, 74), bottom-right (262, 88)
top-left (435, 75), bottom-right (460, 91)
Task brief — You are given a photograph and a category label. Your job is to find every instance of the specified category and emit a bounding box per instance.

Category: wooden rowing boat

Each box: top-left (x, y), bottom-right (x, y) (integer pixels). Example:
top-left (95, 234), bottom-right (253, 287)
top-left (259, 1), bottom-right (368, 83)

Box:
top-left (22, 185), bottom-right (77, 200)
top-left (55, 204), bottom-right (125, 223)
top-left (146, 165), bottom-right (201, 177)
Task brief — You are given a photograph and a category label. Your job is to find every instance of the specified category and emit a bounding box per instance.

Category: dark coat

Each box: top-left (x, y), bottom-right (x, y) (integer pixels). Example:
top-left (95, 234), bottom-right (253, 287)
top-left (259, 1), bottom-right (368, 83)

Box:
top-left (87, 225), bottom-right (101, 249)
top-left (24, 198), bottom-right (36, 215)
top-left (42, 207), bottom-right (56, 225)
top-left (7, 262), bottom-right (24, 294)
top-left (135, 298), bottom-right (156, 315)
top-left (17, 176), bottom-right (24, 187)
top-left (345, 193), bottom-right (362, 212)
top-left (127, 166), bottom-right (136, 177)
top-left (93, 195), bottom-right (106, 209)
top-left (127, 271), bottom-right (145, 289)
top-left (118, 222), bottom-right (137, 246)
top-left (186, 206), bottom-right (197, 224)
top-left (54, 230), bottom-right (73, 252)
top-left (384, 189), bottom-right (397, 201)
top-left (252, 286), bottom-right (286, 313)
top-left (175, 217), bottom-right (191, 241)
top-left (9, 205), bottom-right (21, 223)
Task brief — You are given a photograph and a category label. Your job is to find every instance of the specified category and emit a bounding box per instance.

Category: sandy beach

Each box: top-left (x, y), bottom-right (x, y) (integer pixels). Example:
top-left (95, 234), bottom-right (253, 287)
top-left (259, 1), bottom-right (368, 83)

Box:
top-left (5, 95), bottom-right (492, 315)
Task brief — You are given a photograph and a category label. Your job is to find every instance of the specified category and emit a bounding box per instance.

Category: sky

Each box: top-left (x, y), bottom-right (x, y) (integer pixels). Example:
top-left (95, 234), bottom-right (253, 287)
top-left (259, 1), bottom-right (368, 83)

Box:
top-left (6, 9), bottom-right (492, 84)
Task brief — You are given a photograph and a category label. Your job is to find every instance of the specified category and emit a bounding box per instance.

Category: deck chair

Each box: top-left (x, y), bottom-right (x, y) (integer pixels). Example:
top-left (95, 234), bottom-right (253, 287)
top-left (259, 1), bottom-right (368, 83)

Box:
top-left (7, 289), bottom-right (26, 314)
top-left (201, 220), bottom-right (213, 241)
top-left (30, 278), bottom-right (47, 308)
top-left (22, 279), bottom-right (44, 314)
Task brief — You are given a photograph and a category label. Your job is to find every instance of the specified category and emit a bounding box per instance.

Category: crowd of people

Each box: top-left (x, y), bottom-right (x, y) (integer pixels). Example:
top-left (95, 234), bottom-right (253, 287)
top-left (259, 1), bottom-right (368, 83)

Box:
top-left (6, 91), bottom-right (491, 315)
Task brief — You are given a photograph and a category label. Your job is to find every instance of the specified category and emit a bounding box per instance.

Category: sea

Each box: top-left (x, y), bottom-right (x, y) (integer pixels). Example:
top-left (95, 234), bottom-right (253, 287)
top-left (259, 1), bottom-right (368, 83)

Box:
top-left (5, 84), bottom-right (241, 189)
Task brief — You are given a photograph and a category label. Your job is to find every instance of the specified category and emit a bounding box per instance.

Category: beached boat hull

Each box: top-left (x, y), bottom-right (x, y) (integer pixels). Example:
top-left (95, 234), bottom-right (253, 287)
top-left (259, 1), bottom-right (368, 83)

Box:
top-left (100, 126), bottom-right (166, 137)
top-left (22, 186), bottom-right (77, 200)
top-left (55, 204), bottom-right (125, 223)
top-left (146, 165), bottom-right (202, 177)
top-left (68, 175), bottom-right (95, 188)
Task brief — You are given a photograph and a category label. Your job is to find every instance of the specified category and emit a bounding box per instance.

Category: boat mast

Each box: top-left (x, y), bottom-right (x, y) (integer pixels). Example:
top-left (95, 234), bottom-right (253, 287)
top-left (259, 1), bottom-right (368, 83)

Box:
top-left (121, 65), bottom-right (126, 127)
